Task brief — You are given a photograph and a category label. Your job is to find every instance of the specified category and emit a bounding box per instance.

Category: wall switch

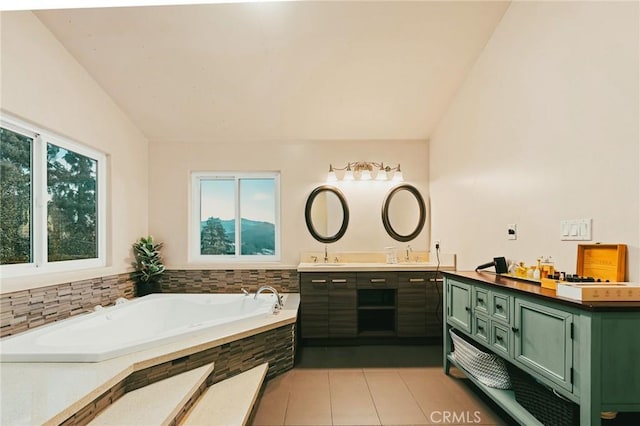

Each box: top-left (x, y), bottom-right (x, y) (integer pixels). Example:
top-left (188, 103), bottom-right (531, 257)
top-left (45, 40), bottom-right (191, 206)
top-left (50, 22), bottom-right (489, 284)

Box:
top-left (507, 224), bottom-right (517, 240)
top-left (560, 219), bottom-right (592, 241)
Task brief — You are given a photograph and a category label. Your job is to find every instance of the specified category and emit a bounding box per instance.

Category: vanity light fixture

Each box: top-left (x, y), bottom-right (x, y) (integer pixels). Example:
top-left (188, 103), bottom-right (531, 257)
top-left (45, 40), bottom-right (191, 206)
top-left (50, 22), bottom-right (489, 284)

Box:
top-left (327, 162), bottom-right (403, 182)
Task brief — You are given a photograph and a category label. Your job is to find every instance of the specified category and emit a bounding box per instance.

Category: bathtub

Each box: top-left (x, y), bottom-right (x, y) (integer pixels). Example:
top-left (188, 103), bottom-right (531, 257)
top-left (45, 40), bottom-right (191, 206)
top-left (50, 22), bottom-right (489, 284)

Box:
top-left (0, 293), bottom-right (283, 363)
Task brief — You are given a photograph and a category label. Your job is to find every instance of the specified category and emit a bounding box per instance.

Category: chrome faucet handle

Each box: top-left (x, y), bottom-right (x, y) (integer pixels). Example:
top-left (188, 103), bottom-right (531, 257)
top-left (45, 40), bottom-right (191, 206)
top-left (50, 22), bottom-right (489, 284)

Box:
top-left (241, 287), bottom-right (250, 296)
top-left (311, 255), bottom-right (318, 263)
top-left (334, 256), bottom-right (340, 263)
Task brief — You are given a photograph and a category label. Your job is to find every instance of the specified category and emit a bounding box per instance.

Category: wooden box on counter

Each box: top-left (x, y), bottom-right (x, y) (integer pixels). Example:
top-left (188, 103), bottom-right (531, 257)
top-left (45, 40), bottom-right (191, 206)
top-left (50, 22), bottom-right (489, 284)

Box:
top-left (576, 243), bottom-right (626, 282)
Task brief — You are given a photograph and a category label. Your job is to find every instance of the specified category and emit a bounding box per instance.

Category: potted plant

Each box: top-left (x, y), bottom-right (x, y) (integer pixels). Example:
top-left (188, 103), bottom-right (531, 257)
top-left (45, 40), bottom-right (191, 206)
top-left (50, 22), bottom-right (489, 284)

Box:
top-left (132, 235), bottom-right (165, 296)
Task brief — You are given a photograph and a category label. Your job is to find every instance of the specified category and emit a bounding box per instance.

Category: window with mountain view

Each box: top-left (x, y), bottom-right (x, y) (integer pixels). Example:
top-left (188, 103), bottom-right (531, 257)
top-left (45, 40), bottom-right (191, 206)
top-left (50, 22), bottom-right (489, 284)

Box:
top-left (1, 116), bottom-right (106, 276)
top-left (192, 172), bottom-right (280, 261)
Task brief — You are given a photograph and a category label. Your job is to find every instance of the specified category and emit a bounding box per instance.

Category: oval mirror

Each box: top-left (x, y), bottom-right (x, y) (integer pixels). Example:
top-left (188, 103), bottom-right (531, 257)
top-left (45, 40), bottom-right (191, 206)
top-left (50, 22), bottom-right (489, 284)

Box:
top-left (381, 184), bottom-right (426, 242)
top-left (305, 185), bottom-right (349, 243)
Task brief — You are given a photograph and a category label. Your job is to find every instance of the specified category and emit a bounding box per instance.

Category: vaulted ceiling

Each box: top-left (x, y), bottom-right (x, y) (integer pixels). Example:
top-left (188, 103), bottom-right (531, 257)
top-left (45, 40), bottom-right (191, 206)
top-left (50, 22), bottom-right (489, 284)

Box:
top-left (34, 1), bottom-right (509, 143)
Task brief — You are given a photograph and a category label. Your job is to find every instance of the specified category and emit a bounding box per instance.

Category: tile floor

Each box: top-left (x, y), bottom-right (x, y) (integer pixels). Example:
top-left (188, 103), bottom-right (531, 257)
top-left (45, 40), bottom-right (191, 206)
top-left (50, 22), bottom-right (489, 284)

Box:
top-left (251, 345), bottom-right (511, 425)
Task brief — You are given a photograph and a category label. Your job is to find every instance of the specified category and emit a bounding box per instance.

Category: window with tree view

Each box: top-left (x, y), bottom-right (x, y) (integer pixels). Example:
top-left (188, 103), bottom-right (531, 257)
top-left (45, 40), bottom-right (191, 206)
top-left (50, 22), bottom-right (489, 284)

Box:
top-left (1, 116), bottom-right (105, 275)
top-left (193, 173), bottom-right (280, 261)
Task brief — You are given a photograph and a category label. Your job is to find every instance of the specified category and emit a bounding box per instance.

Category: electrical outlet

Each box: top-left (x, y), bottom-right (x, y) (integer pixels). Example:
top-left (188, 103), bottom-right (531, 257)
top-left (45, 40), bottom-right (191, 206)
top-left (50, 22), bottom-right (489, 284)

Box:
top-left (507, 224), bottom-right (517, 240)
top-left (435, 240), bottom-right (441, 250)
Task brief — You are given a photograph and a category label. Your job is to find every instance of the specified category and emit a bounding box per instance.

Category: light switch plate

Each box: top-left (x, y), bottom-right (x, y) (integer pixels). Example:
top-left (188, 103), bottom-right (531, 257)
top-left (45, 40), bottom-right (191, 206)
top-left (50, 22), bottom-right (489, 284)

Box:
top-left (560, 218), bottom-right (592, 241)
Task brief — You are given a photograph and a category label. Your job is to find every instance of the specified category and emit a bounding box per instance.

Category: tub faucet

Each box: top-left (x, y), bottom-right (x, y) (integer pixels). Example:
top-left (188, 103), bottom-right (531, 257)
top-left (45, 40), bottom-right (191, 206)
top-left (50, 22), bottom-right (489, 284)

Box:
top-left (255, 285), bottom-right (284, 310)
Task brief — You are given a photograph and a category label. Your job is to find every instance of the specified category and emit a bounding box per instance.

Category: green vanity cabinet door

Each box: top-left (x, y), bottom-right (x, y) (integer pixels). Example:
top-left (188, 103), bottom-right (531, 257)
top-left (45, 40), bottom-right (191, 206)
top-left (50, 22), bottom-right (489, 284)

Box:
top-left (446, 280), bottom-right (472, 334)
top-left (300, 274), bottom-right (329, 338)
top-left (514, 298), bottom-right (574, 392)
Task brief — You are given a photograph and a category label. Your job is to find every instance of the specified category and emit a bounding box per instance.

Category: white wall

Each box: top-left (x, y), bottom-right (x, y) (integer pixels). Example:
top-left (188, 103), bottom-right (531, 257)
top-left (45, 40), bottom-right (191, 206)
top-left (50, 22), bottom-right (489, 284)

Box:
top-left (430, 2), bottom-right (640, 280)
top-left (0, 11), bottom-right (149, 292)
top-left (149, 139), bottom-right (429, 268)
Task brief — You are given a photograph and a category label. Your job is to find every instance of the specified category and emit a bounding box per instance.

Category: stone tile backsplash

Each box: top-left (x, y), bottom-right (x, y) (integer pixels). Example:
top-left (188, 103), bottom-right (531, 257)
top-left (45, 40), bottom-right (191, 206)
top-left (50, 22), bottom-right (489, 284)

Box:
top-left (1, 268), bottom-right (299, 338)
top-left (1, 273), bottom-right (136, 338)
top-left (160, 269), bottom-right (300, 294)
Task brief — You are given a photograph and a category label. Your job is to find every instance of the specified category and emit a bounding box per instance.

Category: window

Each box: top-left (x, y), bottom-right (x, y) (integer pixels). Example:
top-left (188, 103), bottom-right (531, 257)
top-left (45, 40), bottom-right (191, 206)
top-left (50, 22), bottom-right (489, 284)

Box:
top-left (0, 115), bottom-right (106, 276)
top-left (191, 172), bottom-right (280, 262)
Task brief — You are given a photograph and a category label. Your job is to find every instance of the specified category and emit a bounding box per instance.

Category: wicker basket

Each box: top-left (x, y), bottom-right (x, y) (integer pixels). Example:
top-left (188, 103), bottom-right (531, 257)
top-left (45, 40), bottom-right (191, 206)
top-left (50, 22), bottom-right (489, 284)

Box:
top-left (449, 329), bottom-right (511, 389)
top-left (506, 362), bottom-right (579, 426)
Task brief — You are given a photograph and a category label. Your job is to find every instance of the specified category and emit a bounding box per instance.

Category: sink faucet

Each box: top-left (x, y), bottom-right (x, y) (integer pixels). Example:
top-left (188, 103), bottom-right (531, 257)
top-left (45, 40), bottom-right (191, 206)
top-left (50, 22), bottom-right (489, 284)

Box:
top-left (255, 285), bottom-right (284, 310)
top-left (324, 245), bottom-right (329, 263)
top-left (405, 245), bottom-right (412, 262)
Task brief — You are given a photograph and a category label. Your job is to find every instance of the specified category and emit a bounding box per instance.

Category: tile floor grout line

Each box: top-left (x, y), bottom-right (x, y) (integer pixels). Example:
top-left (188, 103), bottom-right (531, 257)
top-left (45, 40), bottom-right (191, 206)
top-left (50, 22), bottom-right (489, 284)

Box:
top-left (361, 368), bottom-right (384, 426)
top-left (327, 369), bottom-right (335, 426)
top-left (398, 368), bottom-right (432, 424)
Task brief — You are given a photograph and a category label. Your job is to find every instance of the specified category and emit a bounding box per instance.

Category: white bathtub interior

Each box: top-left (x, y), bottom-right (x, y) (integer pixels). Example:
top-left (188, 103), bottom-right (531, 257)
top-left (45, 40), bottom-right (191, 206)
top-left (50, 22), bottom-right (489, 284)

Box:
top-left (0, 293), bottom-right (283, 363)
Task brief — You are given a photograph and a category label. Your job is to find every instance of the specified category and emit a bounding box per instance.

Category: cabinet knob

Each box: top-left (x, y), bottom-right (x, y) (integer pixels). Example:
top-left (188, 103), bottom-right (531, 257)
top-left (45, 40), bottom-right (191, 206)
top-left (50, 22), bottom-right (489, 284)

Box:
top-left (496, 335), bottom-right (503, 341)
top-left (477, 325), bottom-right (484, 331)
top-left (512, 327), bottom-right (519, 333)
top-left (495, 303), bottom-right (503, 310)
top-left (465, 306), bottom-right (470, 312)
top-left (478, 298), bottom-right (484, 303)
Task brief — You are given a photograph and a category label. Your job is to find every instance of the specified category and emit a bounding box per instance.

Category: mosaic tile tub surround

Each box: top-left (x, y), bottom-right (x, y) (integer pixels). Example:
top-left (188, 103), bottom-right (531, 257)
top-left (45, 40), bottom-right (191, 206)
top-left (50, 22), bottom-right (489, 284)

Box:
top-left (160, 269), bottom-right (300, 294)
top-left (59, 323), bottom-right (296, 425)
top-left (1, 268), bottom-right (299, 338)
top-left (1, 273), bottom-right (135, 338)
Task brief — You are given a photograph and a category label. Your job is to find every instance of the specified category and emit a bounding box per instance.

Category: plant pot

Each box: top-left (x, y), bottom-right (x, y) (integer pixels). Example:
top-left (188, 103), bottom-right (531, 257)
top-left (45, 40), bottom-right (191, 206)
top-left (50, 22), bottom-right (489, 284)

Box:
top-left (136, 281), bottom-right (160, 297)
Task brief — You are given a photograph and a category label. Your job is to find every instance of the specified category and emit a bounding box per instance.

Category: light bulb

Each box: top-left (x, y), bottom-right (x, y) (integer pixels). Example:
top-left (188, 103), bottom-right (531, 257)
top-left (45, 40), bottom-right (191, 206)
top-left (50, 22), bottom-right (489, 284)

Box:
top-left (360, 169), bottom-right (372, 180)
top-left (344, 170), bottom-right (355, 181)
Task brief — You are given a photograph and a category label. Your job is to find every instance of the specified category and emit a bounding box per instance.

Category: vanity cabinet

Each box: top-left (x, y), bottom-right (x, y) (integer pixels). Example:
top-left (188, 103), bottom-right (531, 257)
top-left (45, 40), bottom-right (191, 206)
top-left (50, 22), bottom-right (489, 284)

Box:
top-left (444, 271), bottom-right (640, 426)
top-left (300, 272), bottom-right (357, 338)
top-left (397, 271), bottom-right (442, 337)
top-left (300, 269), bottom-right (443, 340)
top-left (299, 273), bottom-right (329, 338)
top-left (328, 274), bottom-right (358, 337)
top-left (357, 272), bottom-right (397, 336)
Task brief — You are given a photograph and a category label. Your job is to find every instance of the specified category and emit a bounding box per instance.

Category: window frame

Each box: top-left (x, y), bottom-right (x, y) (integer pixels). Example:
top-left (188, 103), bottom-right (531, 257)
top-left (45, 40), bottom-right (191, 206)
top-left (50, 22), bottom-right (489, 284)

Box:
top-left (0, 114), bottom-right (107, 277)
top-left (190, 171), bottom-right (281, 263)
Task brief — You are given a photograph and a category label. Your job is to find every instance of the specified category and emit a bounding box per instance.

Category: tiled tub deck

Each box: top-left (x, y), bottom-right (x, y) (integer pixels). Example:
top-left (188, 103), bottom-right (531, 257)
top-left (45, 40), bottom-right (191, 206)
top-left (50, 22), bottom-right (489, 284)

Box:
top-left (0, 293), bottom-right (299, 425)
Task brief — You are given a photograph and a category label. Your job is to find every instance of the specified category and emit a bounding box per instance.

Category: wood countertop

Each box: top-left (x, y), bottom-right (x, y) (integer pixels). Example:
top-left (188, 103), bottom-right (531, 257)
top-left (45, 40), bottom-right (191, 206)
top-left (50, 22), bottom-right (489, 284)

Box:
top-left (444, 271), bottom-right (640, 312)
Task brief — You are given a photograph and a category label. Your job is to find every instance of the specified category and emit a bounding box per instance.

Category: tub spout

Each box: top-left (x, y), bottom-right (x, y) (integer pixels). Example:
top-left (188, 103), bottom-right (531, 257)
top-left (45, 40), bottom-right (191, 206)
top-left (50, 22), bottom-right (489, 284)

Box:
top-left (255, 286), bottom-right (284, 310)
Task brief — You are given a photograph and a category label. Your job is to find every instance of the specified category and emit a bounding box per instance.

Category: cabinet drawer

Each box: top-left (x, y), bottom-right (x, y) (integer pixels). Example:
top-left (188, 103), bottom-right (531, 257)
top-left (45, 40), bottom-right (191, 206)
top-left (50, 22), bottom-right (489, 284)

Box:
top-left (474, 287), bottom-right (489, 315)
top-left (398, 271), bottom-right (432, 287)
top-left (473, 314), bottom-right (489, 343)
top-left (300, 273), bottom-right (330, 291)
top-left (357, 272), bottom-right (398, 288)
top-left (328, 273), bottom-right (357, 289)
top-left (491, 293), bottom-right (511, 323)
top-left (491, 321), bottom-right (511, 356)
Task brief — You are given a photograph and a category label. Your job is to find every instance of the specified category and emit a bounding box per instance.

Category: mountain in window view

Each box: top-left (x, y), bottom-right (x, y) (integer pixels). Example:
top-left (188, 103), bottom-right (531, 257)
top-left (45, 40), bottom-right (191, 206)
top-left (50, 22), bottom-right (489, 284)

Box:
top-left (201, 218), bottom-right (274, 255)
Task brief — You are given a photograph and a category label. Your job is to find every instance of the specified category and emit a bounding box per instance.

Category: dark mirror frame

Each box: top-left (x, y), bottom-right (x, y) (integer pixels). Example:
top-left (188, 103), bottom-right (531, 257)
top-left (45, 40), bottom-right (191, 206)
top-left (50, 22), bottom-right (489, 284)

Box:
top-left (305, 185), bottom-right (350, 243)
top-left (381, 183), bottom-right (426, 242)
